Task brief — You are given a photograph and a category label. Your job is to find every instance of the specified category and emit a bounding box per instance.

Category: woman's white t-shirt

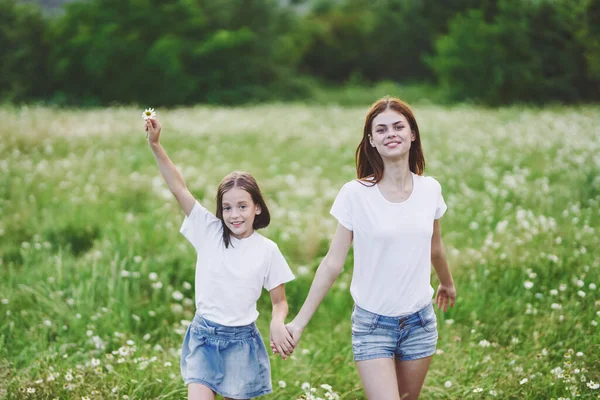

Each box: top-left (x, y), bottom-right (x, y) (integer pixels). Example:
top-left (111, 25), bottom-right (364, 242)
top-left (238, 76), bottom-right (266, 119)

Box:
top-left (180, 201), bottom-right (295, 326)
top-left (330, 173), bottom-right (447, 317)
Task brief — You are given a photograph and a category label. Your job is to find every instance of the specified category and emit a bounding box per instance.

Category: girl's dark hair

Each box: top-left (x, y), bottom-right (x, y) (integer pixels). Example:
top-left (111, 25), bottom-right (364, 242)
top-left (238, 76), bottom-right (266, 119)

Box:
top-left (216, 171), bottom-right (270, 248)
top-left (356, 96), bottom-right (425, 184)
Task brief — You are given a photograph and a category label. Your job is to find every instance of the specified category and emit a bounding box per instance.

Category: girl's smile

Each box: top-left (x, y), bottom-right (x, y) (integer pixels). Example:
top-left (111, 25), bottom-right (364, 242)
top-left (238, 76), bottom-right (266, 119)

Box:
top-left (222, 187), bottom-right (261, 239)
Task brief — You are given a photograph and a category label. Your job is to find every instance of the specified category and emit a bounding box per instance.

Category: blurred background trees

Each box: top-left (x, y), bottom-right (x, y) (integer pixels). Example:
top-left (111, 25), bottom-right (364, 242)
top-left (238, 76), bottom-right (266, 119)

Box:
top-left (2, 0), bottom-right (599, 106)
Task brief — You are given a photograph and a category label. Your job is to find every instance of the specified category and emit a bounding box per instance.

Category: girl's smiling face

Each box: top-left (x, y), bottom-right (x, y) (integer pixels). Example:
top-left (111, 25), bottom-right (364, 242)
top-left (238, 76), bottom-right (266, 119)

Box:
top-left (221, 187), bottom-right (261, 239)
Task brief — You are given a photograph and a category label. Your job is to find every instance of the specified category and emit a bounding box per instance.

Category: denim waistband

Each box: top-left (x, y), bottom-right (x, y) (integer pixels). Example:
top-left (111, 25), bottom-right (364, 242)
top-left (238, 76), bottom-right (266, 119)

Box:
top-left (191, 314), bottom-right (258, 339)
top-left (352, 303), bottom-right (433, 328)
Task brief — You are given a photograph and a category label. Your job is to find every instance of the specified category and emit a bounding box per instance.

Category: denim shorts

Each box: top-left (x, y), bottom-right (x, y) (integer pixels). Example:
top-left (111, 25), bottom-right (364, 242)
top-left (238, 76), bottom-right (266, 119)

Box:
top-left (180, 314), bottom-right (272, 399)
top-left (351, 302), bottom-right (438, 362)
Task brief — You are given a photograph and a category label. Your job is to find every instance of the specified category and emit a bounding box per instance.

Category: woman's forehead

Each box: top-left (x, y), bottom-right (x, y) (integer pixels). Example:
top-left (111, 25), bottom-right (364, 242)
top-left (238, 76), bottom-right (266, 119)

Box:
top-left (373, 110), bottom-right (408, 125)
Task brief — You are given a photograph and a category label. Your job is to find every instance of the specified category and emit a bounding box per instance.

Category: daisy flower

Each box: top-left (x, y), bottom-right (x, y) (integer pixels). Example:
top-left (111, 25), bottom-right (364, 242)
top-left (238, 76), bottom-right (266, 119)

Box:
top-left (142, 108), bottom-right (156, 120)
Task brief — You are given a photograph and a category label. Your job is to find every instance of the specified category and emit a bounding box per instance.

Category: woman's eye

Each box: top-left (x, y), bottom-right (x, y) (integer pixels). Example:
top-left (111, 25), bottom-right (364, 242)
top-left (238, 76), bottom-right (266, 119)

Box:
top-left (223, 206), bottom-right (231, 211)
top-left (240, 205), bottom-right (246, 209)
top-left (395, 125), bottom-right (404, 130)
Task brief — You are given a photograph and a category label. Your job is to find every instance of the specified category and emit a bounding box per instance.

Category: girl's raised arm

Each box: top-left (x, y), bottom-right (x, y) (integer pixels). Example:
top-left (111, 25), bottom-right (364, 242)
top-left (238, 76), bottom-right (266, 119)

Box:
top-left (146, 118), bottom-right (196, 216)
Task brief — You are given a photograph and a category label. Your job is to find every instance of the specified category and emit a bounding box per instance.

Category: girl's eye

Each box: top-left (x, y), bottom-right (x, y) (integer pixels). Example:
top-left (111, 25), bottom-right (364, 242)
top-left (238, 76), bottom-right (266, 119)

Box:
top-left (223, 206), bottom-right (231, 211)
top-left (395, 125), bottom-right (404, 130)
top-left (240, 205), bottom-right (246, 209)
top-left (376, 129), bottom-right (385, 133)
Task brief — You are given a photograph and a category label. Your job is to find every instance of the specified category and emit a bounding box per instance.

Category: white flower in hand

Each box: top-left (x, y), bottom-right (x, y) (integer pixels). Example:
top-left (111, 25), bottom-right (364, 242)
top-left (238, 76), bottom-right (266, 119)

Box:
top-left (142, 108), bottom-right (156, 120)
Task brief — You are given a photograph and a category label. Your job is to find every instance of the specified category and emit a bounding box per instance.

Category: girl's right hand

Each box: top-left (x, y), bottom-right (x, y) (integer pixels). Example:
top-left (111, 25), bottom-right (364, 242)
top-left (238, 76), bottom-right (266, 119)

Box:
top-left (145, 118), bottom-right (161, 144)
top-left (270, 321), bottom-right (304, 356)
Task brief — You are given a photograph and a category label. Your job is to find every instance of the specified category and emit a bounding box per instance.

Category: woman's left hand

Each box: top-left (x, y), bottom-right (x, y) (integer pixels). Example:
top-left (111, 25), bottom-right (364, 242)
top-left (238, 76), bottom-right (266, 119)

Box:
top-left (269, 321), bottom-right (294, 360)
top-left (435, 282), bottom-right (456, 312)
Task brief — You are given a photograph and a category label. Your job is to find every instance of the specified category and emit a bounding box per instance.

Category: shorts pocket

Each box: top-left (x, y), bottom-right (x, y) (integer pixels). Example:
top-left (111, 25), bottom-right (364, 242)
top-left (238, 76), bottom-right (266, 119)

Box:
top-left (351, 316), bottom-right (374, 337)
top-left (418, 304), bottom-right (437, 333)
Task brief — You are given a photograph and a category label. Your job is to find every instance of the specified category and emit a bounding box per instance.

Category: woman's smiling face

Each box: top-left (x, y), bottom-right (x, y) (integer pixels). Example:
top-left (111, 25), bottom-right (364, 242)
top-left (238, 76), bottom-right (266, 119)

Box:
top-left (369, 110), bottom-right (415, 161)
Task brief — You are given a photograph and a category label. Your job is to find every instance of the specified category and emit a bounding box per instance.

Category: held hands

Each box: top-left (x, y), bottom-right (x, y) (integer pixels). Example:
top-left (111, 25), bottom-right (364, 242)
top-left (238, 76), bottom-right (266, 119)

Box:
top-left (269, 320), bottom-right (296, 360)
top-left (144, 118), bottom-right (162, 144)
top-left (435, 282), bottom-right (456, 312)
top-left (270, 320), bottom-right (304, 359)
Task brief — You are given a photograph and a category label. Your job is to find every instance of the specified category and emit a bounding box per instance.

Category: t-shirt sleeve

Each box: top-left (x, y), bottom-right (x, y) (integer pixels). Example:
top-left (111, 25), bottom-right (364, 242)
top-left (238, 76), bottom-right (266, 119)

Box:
top-left (435, 182), bottom-right (447, 220)
top-left (179, 200), bottom-right (220, 251)
top-left (330, 182), bottom-right (353, 231)
top-left (263, 244), bottom-right (295, 291)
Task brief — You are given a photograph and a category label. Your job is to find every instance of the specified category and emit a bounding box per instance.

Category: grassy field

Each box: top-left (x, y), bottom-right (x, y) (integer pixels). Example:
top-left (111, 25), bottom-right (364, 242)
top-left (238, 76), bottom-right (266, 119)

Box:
top-left (1, 103), bottom-right (599, 399)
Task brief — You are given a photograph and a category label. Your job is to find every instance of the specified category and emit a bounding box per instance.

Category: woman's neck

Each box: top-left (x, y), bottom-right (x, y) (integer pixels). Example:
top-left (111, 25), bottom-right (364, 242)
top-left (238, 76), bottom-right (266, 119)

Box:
top-left (380, 159), bottom-right (412, 188)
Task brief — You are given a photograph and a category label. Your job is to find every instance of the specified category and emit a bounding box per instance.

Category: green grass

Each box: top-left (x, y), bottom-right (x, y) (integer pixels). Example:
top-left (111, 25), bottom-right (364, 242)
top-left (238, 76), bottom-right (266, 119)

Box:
top-left (305, 81), bottom-right (448, 107)
top-left (0, 103), bottom-right (599, 399)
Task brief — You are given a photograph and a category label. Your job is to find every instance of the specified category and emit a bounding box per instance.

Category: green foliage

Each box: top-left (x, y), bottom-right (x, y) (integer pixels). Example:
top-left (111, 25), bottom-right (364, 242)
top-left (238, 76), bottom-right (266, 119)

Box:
top-left (299, 0), bottom-right (486, 84)
top-left (0, 0), bottom-right (52, 102)
top-left (46, 0), bottom-right (308, 106)
top-left (429, 0), bottom-right (600, 104)
top-left (579, 0), bottom-right (600, 79)
top-left (1, 0), bottom-right (600, 105)
top-left (301, 0), bottom-right (600, 103)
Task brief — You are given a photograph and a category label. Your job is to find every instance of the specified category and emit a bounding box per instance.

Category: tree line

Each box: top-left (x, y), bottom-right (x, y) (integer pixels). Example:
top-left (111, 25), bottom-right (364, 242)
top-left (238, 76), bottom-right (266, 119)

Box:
top-left (1, 0), bottom-right (599, 106)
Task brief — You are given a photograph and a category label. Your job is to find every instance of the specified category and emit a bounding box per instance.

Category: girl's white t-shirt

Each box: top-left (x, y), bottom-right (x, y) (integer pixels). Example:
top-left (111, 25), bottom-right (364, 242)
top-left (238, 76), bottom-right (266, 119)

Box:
top-left (180, 201), bottom-right (295, 326)
top-left (330, 173), bottom-right (447, 317)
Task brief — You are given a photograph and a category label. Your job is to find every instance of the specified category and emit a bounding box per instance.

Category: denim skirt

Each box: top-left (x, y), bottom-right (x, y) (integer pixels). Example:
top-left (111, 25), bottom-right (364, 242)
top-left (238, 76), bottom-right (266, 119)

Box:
top-left (351, 302), bottom-right (438, 362)
top-left (180, 313), bottom-right (272, 399)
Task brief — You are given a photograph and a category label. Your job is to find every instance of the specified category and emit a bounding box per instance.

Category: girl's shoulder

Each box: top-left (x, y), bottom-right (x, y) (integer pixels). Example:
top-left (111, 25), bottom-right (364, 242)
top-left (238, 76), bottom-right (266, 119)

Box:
top-left (251, 232), bottom-right (281, 253)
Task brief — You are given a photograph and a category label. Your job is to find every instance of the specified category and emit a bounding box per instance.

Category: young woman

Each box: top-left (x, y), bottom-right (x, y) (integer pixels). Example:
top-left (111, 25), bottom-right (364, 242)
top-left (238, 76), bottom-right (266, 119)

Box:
top-left (278, 96), bottom-right (456, 399)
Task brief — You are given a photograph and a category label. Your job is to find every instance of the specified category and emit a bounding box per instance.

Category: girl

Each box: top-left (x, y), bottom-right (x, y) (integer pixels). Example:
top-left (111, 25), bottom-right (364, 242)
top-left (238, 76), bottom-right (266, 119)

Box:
top-left (278, 97), bottom-right (457, 399)
top-left (145, 117), bottom-right (295, 400)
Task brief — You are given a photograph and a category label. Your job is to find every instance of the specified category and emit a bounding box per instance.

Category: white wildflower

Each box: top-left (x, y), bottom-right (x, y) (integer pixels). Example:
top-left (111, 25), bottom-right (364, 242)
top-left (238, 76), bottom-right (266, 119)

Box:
top-left (142, 108), bottom-right (156, 120)
top-left (172, 291), bottom-right (184, 301)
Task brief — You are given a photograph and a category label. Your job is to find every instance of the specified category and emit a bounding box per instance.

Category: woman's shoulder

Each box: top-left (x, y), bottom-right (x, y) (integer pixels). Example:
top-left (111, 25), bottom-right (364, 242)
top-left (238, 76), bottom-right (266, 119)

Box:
top-left (341, 177), bottom-right (377, 192)
top-left (418, 174), bottom-right (443, 191)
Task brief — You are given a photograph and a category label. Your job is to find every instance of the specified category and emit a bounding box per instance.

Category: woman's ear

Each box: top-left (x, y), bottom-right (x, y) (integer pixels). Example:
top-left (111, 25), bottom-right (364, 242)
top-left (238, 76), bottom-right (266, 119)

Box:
top-left (369, 135), bottom-right (375, 147)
